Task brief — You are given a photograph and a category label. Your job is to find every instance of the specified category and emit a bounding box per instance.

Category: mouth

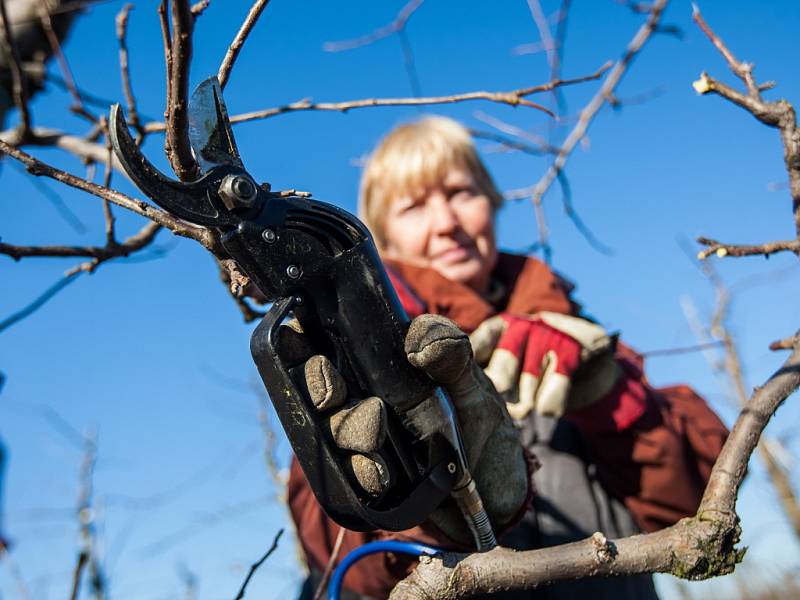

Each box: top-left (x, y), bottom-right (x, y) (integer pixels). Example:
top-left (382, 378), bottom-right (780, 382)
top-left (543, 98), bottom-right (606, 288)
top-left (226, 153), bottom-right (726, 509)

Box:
top-left (433, 244), bottom-right (473, 264)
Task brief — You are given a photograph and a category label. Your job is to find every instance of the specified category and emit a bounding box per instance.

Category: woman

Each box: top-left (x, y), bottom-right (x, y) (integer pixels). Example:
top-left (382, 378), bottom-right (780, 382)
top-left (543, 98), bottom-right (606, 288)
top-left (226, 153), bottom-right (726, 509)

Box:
top-left (289, 116), bottom-right (728, 599)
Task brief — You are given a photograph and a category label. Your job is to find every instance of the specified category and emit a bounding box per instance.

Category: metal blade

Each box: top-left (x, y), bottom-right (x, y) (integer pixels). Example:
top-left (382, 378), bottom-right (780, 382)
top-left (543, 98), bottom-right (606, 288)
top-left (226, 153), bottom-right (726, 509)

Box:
top-left (109, 103), bottom-right (238, 227)
top-left (188, 76), bottom-right (244, 173)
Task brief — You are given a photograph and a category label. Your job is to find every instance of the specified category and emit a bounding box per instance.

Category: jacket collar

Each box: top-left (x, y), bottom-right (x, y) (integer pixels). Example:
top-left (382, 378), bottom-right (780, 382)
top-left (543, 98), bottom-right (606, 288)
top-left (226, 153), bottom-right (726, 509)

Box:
top-left (384, 253), bottom-right (575, 333)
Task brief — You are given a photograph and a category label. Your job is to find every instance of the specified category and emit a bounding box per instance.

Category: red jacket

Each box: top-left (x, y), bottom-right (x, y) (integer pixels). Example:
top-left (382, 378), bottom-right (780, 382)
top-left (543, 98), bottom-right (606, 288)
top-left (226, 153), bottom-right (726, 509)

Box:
top-left (287, 253), bottom-right (728, 598)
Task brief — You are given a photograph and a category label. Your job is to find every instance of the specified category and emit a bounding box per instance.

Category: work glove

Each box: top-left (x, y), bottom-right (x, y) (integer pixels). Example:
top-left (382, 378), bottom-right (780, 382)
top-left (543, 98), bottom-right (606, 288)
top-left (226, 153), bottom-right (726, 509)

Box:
top-left (277, 314), bottom-right (530, 545)
top-left (469, 312), bottom-right (622, 421)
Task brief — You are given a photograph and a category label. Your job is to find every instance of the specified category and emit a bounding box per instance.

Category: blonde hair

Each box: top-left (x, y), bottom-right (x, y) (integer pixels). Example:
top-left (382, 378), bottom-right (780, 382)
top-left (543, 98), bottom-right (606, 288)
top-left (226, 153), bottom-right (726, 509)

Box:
top-left (358, 116), bottom-right (503, 248)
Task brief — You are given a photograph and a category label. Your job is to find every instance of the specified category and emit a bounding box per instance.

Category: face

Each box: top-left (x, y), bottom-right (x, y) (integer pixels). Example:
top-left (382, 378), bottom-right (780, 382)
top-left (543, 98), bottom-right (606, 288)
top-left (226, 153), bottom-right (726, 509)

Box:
top-left (382, 168), bottom-right (498, 293)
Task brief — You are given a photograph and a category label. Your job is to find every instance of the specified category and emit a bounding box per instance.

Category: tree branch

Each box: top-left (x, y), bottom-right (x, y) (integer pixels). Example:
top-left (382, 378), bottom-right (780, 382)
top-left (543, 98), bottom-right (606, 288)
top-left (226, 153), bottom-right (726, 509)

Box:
top-left (232, 528), bottom-right (283, 600)
top-left (392, 341), bottom-right (800, 598)
top-left (164, 0), bottom-right (198, 180)
top-left (0, 0), bottom-right (31, 132)
top-left (323, 0), bottom-right (424, 53)
top-left (0, 138), bottom-right (210, 246)
top-left (0, 221), bottom-right (161, 261)
top-left (217, 0), bottom-right (271, 90)
top-left (115, 3), bottom-right (141, 136)
top-left (143, 64), bottom-right (613, 132)
top-left (691, 4), bottom-right (800, 243)
top-left (696, 237), bottom-right (800, 260)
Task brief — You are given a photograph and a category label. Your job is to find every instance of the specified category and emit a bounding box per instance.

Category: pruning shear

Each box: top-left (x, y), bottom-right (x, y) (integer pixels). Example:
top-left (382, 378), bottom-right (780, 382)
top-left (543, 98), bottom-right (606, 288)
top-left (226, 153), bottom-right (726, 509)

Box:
top-left (109, 77), bottom-right (495, 548)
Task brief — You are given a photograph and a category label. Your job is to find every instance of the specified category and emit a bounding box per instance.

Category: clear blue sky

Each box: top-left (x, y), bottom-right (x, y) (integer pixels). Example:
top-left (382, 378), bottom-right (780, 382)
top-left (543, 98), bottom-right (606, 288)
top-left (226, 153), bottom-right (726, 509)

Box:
top-left (2, 1), bottom-right (799, 598)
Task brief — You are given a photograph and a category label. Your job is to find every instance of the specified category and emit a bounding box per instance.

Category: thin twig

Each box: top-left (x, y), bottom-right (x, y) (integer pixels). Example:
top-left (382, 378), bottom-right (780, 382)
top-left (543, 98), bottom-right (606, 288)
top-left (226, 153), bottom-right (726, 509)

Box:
top-left (36, 0), bottom-right (96, 123)
top-left (0, 139), bottom-right (207, 242)
top-left (0, 0), bottom-right (31, 132)
top-left (696, 237), bottom-right (800, 260)
top-left (232, 529), bottom-right (283, 600)
top-left (217, 0), bottom-right (271, 90)
top-left (7, 159), bottom-right (86, 233)
top-left (144, 64), bottom-right (612, 133)
top-left (692, 3), bottom-right (758, 97)
top-left (312, 527), bottom-right (346, 600)
top-left (0, 269), bottom-right (83, 334)
top-left (323, 0), bottom-right (424, 52)
top-left (524, 0), bottom-right (668, 201)
top-left (0, 221), bottom-right (162, 261)
top-left (691, 5), bottom-right (800, 243)
top-left (115, 3), bottom-right (142, 136)
top-left (102, 139), bottom-right (117, 245)
top-left (640, 340), bottom-right (725, 358)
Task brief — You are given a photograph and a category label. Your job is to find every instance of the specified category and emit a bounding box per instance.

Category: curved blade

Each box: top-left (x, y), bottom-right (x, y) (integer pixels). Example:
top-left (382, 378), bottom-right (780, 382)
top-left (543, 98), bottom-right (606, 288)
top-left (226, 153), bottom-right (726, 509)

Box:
top-left (109, 104), bottom-right (238, 227)
top-left (188, 76), bottom-right (244, 173)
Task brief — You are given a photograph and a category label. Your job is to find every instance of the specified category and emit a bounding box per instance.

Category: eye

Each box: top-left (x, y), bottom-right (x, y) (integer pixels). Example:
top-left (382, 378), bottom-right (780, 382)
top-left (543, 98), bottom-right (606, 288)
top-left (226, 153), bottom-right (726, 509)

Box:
top-left (397, 200), bottom-right (424, 216)
top-left (449, 186), bottom-right (478, 204)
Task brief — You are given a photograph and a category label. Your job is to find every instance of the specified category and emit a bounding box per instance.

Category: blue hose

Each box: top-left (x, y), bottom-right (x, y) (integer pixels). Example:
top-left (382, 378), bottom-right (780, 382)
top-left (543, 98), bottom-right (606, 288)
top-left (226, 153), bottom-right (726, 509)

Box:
top-left (328, 540), bottom-right (440, 600)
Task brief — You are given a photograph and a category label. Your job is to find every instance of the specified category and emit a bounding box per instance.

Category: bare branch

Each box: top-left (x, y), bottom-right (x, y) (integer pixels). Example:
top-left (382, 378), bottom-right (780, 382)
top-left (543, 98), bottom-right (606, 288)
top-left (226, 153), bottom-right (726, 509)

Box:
top-left (312, 527), bottom-right (346, 600)
top-left (0, 139), bottom-right (210, 246)
top-left (101, 138), bottom-right (117, 244)
top-left (0, 268), bottom-right (83, 334)
top-left (217, 0), bottom-right (271, 90)
top-left (691, 8), bottom-right (800, 241)
top-left (393, 341), bottom-right (800, 597)
top-left (164, 0), bottom-right (198, 180)
top-left (0, 221), bottom-right (161, 261)
top-left (36, 0), bottom-right (96, 124)
top-left (323, 0), bottom-right (424, 52)
top-left (640, 340), bottom-right (725, 358)
top-left (771, 336), bottom-right (797, 352)
top-left (232, 528), bottom-right (284, 600)
top-left (691, 4), bottom-right (758, 97)
top-left (696, 237), bottom-right (800, 260)
top-left (115, 3), bottom-right (141, 136)
top-left (143, 64), bottom-right (612, 133)
top-left (519, 0), bottom-right (669, 208)
top-left (190, 0), bottom-right (209, 18)
top-left (158, 0), bottom-right (172, 106)
top-left (0, 0), bottom-right (31, 132)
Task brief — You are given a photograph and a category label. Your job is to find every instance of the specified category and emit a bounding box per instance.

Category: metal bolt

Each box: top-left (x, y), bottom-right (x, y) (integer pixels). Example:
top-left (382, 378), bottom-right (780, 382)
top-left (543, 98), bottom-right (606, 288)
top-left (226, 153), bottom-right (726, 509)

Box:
top-left (294, 295), bottom-right (304, 305)
top-left (262, 229), bottom-right (276, 243)
top-left (286, 265), bottom-right (302, 279)
top-left (447, 462), bottom-right (457, 474)
top-left (218, 174), bottom-right (257, 210)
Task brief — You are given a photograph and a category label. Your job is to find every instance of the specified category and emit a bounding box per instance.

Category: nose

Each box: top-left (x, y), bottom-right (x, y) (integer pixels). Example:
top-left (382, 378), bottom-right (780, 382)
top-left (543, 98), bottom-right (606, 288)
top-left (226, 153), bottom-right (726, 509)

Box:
top-left (429, 194), bottom-right (458, 236)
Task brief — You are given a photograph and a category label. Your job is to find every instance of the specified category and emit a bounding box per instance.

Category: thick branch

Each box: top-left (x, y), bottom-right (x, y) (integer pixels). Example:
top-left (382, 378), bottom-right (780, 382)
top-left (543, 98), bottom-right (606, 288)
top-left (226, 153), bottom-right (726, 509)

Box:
top-left (393, 341), bottom-right (800, 597)
top-left (700, 338), bottom-right (800, 514)
top-left (217, 0), bottom-right (271, 90)
top-left (164, 0), bottom-right (198, 180)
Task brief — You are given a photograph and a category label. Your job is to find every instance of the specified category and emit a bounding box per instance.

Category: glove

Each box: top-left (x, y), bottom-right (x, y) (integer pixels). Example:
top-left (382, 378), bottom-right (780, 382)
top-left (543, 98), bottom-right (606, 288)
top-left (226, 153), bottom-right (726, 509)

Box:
top-left (469, 312), bottom-right (622, 421)
top-left (277, 314), bottom-right (530, 545)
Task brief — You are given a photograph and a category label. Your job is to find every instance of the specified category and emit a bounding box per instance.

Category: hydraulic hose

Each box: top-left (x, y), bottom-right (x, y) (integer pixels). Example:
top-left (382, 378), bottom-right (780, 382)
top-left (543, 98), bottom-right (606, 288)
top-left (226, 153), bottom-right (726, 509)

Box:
top-left (328, 540), bottom-right (439, 600)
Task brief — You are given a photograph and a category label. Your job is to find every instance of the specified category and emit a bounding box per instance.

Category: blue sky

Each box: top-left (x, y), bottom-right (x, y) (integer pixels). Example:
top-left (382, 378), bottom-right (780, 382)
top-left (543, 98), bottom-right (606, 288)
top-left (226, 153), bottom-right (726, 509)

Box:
top-left (2, 1), bottom-right (799, 598)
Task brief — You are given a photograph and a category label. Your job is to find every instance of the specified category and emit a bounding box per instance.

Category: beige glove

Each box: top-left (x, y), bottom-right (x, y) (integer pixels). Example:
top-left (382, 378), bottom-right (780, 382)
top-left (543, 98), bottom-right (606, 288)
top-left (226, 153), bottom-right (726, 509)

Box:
top-left (278, 314), bottom-right (529, 545)
top-left (469, 312), bottom-right (622, 421)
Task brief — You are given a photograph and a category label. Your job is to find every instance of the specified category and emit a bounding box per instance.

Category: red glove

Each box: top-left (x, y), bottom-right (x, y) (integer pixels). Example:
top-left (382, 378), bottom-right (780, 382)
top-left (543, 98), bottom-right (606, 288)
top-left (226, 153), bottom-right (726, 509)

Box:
top-left (470, 312), bottom-right (628, 422)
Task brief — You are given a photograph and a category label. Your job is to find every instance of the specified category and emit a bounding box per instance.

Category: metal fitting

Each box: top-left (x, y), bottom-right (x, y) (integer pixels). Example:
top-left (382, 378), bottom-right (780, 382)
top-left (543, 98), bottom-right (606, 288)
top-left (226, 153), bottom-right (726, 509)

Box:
top-left (286, 265), bottom-right (302, 279)
top-left (262, 229), bottom-right (277, 243)
top-left (218, 174), bottom-right (257, 210)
